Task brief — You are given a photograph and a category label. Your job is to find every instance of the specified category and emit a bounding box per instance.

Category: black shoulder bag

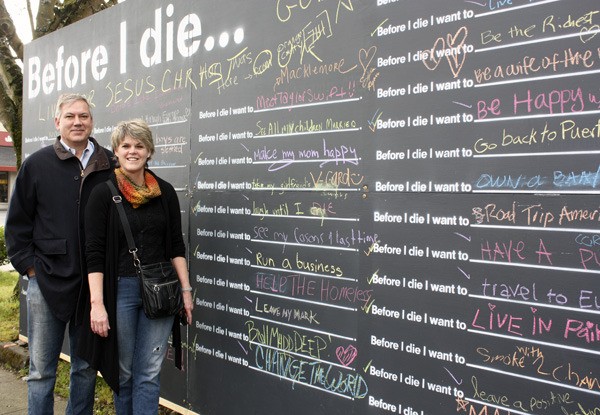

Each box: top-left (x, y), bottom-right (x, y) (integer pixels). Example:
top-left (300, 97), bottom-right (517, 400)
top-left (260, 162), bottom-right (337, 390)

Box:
top-left (107, 181), bottom-right (184, 319)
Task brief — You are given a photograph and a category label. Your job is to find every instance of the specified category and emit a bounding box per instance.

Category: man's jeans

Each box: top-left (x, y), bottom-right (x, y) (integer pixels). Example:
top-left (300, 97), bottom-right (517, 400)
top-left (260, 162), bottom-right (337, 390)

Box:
top-left (26, 277), bottom-right (97, 415)
top-left (114, 276), bottom-right (173, 415)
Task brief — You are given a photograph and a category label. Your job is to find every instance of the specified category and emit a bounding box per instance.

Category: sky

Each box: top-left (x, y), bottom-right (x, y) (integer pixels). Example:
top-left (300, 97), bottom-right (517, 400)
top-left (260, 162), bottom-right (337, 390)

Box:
top-left (5, 1), bottom-right (38, 44)
top-left (5, 0), bottom-right (126, 45)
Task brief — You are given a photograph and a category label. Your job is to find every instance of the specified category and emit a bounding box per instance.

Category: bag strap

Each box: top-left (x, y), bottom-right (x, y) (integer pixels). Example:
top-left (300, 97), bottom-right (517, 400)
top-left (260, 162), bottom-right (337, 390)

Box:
top-left (108, 180), bottom-right (184, 370)
top-left (106, 181), bottom-right (140, 268)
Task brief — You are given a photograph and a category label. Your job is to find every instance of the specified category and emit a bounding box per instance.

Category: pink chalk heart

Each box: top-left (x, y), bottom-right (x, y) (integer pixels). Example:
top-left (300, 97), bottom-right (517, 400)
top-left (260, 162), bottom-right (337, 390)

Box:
top-left (335, 345), bottom-right (358, 366)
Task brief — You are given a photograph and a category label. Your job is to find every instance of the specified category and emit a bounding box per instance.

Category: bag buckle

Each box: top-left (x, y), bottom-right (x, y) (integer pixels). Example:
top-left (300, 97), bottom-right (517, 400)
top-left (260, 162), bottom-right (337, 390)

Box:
top-left (130, 249), bottom-right (141, 268)
top-left (112, 195), bottom-right (123, 203)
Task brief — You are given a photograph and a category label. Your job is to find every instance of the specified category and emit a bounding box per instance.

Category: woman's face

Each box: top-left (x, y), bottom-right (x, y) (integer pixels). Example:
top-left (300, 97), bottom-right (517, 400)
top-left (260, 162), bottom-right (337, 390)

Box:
top-left (115, 135), bottom-right (150, 176)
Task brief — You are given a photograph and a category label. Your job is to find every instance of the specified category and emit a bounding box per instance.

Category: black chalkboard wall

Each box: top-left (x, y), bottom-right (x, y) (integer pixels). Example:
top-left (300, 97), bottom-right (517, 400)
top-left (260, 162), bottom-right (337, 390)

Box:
top-left (21, 0), bottom-right (600, 413)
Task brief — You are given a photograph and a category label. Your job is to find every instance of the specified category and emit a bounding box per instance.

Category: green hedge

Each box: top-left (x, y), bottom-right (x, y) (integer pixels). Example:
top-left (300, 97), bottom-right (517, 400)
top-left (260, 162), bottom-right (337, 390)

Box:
top-left (0, 226), bottom-right (7, 265)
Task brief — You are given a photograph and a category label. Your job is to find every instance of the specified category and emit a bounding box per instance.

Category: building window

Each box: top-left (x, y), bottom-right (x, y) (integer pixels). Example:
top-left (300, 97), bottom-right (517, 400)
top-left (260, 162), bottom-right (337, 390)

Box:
top-left (0, 172), bottom-right (8, 203)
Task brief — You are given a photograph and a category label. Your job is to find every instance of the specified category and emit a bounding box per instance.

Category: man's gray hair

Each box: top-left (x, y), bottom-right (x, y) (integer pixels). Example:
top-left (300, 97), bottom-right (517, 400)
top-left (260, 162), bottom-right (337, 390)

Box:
top-left (54, 93), bottom-right (92, 118)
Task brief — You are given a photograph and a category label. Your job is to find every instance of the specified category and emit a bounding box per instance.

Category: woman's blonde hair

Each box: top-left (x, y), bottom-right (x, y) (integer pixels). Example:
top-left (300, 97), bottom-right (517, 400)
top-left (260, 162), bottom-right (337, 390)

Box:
top-left (110, 119), bottom-right (155, 160)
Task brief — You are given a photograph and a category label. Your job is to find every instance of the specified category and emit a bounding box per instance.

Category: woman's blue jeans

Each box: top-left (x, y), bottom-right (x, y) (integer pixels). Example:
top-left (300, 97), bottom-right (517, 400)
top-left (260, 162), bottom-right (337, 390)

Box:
top-left (26, 277), bottom-right (96, 415)
top-left (114, 276), bottom-right (174, 415)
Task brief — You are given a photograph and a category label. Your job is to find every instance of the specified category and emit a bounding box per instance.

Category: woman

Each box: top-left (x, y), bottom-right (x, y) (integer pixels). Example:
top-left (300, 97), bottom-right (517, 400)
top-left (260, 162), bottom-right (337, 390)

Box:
top-left (77, 119), bottom-right (193, 415)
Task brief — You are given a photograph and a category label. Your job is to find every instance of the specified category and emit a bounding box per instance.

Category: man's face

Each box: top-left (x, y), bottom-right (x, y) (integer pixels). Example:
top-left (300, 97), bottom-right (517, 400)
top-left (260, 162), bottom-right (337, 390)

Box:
top-left (54, 100), bottom-right (93, 149)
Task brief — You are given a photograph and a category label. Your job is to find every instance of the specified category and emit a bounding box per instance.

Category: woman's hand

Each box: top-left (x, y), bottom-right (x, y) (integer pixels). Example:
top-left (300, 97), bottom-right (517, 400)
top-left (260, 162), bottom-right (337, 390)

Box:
top-left (172, 256), bottom-right (194, 325)
top-left (88, 272), bottom-right (109, 337)
top-left (182, 291), bottom-right (193, 325)
top-left (90, 303), bottom-right (110, 337)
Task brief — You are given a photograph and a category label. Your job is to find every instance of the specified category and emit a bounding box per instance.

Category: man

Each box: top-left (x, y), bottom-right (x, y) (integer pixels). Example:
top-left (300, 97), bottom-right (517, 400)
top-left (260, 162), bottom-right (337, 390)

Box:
top-left (5, 93), bottom-right (114, 415)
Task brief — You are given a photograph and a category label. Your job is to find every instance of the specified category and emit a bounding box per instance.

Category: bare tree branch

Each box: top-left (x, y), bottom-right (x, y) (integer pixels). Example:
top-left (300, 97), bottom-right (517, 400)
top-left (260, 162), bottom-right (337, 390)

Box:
top-left (0, 41), bottom-right (22, 166)
top-left (36, 0), bottom-right (117, 37)
top-left (26, 0), bottom-right (34, 34)
top-left (36, 0), bottom-right (60, 39)
top-left (0, 0), bottom-right (24, 60)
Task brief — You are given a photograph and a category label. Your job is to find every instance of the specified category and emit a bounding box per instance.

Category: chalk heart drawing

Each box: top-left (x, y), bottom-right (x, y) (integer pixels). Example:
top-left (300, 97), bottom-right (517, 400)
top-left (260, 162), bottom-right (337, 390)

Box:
top-left (359, 45), bottom-right (377, 70)
top-left (336, 344), bottom-right (358, 366)
top-left (445, 26), bottom-right (468, 77)
top-left (422, 26), bottom-right (469, 78)
top-left (580, 25), bottom-right (599, 43)
top-left (422, 36), bottom-right (445, 71)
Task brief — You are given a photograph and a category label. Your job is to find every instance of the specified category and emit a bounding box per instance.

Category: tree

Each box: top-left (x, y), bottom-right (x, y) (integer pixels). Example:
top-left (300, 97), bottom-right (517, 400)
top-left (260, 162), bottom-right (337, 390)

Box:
top-left (0, 0), bottom-right (119, 168)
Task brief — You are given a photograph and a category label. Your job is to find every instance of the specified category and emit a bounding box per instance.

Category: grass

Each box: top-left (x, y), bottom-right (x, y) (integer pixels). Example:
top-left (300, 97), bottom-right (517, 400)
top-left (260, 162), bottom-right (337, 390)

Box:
top-left (56, 361), bottom-right (117, 415)
top-left (0, 271), bottom-right (19, 342)
top-left (0, 270), bottom-right (176, 414)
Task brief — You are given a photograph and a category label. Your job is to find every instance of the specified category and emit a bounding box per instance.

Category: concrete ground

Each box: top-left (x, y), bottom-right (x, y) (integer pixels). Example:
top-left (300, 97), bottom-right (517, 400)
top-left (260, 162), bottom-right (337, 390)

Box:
top-left (0, 367), bottom-right (68, 414)
top-left (0, 343), bottom-right (68, 414)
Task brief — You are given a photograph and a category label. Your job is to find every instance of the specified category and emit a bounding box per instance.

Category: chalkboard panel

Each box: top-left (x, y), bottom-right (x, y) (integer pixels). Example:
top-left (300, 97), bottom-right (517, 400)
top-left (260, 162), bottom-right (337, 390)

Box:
top-left (21, 0), bottom-right (600, 414)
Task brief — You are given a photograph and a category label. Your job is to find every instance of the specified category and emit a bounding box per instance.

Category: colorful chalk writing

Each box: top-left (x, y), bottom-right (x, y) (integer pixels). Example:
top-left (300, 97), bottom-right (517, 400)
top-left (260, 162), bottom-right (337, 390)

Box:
top-left (20, 0), bottom-right (600, 413)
